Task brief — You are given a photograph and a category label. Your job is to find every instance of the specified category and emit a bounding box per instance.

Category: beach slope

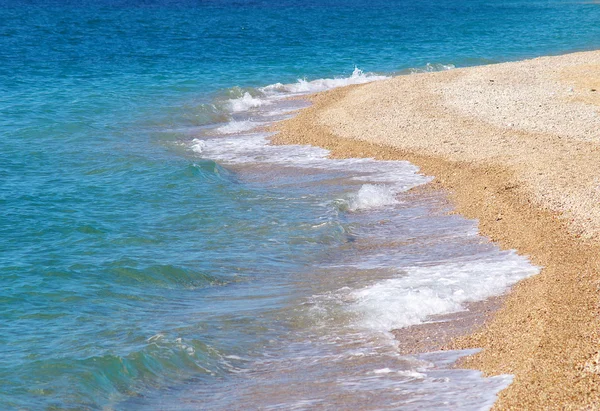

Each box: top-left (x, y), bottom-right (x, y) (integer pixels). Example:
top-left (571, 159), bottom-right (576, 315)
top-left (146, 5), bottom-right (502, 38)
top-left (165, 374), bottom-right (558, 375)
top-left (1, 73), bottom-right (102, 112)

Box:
top-left (272, 50), bottom-right (600, 408)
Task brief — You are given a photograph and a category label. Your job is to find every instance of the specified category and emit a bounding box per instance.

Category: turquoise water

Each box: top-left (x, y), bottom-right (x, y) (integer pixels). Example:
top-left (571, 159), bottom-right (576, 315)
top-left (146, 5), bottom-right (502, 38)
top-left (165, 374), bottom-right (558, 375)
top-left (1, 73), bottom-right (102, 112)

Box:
top-left (1, 0), bottom-right (599, 409)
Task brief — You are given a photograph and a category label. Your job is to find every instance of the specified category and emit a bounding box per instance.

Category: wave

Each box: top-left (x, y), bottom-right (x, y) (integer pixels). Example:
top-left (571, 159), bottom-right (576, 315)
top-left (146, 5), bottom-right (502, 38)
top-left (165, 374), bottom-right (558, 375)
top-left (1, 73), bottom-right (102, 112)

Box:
top-left (190, 134), bottom-right (429, 194)
top-left (213, 67), bottom-right (389, 121)
top-left (16, 334), bottom-right (237, 410)
top-left (347, 184), bottom-right (400, 211)
top-left (228, 92), bottom-right (271, 112)
top-left (348, 254), bottom-right (539, 332)
top-left (260, 67), bottom-right (389, 96)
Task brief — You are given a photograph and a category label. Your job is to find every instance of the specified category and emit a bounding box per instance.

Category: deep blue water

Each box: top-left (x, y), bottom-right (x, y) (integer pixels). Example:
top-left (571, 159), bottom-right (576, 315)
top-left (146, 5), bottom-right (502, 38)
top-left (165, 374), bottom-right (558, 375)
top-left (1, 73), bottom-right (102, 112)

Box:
top-left (1, 0), bottom-right (599, 409)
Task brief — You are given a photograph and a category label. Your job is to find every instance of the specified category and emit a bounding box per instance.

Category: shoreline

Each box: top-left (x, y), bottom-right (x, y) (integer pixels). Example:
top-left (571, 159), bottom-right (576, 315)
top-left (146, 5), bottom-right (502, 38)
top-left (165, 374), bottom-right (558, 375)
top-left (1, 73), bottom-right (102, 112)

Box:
top-left (271, 50), bottom-right (600, 408)
top-left (394, 294), bottom-right (506, 356)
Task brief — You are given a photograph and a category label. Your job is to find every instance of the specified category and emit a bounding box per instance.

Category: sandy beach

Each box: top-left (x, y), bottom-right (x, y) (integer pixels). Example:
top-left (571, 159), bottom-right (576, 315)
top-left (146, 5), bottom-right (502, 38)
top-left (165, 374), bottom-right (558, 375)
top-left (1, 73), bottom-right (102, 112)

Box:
top-left (272, 50), bottom-right (600, 409)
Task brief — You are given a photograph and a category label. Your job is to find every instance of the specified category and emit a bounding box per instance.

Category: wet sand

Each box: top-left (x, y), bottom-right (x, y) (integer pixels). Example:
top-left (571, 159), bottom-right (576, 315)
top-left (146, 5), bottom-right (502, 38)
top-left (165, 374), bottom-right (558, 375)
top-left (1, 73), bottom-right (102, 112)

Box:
top-left (271, 50), bottom-right (600, 409)
top-left (394, 296), bottom-right (505, 356)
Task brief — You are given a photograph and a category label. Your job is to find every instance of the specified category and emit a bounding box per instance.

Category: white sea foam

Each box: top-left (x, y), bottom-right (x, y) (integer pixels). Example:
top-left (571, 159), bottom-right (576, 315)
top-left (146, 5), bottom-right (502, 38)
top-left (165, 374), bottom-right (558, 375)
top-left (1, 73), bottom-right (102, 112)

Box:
top-left (372, 367), bottom-right (393, 374)
top-left (395, 370), bottom-right (427, 379)
top-left (260, 67), bottom-right (389, 96)
top-left (191, 134), bottom-right (429, 193)
top-left (349, 254), bottom-right (539, 332)
top-left (348, 184), bottom-right (399, 211)
top-left (190, 139), bottom-right (206, 153)
top-left (222, 68), bottom-right (388, 123)
top-left (228, 92), bottom-right (271, 112)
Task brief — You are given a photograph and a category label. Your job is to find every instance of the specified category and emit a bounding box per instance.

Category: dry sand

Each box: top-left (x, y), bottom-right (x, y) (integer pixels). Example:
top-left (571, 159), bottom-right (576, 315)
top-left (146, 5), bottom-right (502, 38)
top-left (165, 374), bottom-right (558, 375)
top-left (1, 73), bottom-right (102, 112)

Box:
top-left (271, 50), bottom-right (600, 409)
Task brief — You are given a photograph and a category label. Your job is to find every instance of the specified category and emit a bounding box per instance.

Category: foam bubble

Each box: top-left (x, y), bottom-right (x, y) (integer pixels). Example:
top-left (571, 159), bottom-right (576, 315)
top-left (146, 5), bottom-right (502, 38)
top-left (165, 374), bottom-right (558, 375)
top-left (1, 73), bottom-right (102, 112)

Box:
top-left (190, 139), bottom-right (206, 153)
top-left (348, 184), bottom-right (399, 211)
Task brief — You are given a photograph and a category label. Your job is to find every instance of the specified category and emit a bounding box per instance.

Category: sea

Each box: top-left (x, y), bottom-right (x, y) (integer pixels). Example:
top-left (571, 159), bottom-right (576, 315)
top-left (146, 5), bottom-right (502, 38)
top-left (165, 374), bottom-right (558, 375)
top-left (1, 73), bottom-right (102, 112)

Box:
top-left (2, 0), bottom-right (600, 409)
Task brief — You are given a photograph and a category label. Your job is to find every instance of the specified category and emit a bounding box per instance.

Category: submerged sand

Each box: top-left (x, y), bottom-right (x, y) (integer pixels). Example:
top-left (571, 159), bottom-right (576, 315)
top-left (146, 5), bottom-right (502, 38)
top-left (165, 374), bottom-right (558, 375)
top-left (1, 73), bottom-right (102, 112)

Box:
top-left (272, 50), bottom-right (600, 409)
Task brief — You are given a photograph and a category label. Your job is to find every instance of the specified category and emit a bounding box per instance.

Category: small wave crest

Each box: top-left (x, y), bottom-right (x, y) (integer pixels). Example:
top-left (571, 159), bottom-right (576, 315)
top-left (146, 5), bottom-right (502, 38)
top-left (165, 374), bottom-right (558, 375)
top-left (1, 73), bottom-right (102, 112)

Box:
top-left (228, 92), bottom-right (271, 112)
top-left (260, 67), bottom-right (389, 96)
top-left (348, 255), bottom-right (539, 332)
top-left (347, 184), bottom-right (399, 211)
top-left (218, 67), bottom-right (388, 119)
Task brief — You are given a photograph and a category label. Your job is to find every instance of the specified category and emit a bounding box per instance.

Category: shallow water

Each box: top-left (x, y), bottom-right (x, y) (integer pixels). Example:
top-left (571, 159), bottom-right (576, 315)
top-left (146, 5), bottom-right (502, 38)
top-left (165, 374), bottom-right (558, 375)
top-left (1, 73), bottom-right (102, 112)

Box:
top-left (146, 93), bottom-right (537, 409)
top-left (2, 0), bottom-right (598, 408)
